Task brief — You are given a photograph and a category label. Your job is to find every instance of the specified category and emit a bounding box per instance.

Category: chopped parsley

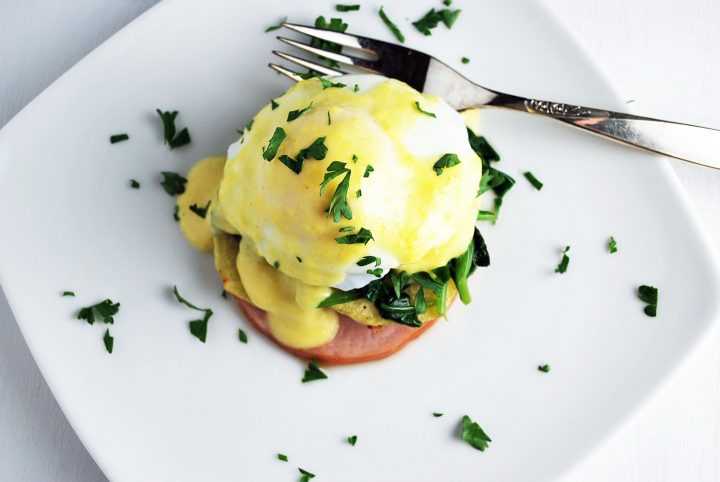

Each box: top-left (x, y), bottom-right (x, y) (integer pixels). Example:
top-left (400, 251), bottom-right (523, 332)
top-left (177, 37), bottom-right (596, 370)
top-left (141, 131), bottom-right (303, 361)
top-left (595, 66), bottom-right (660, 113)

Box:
top-left (339, 226), bottom-right (355, 232)
top-left (336, 4), bottom-right (360, 11)
top-left (77, 299), bottom-right (120, 325)
top-left (155, 109), bottom-right (191, 149)
top-left (433, 412), bottom-right (444, 417)
top-left (189, 200), bottom-right (211, 219)
top-left (354, 84), bottom-right (360, 93)
top-left (173, 205), bottom-right (180, 222)
top-left (302, 359), bottom-right (328, 383)
top-left (461, 415), bottom-right (491, 451)
top-left (433, 153), bottom-right (461, 175)
top-left (110, 133), bottom-right (129, 144)
top-left (277, 453), bottom-right (288, 462)
top-left (172, 285), bottom-right (213, 343)
top-left (412, 8), bottom-right (462, 35)
top-left (273, 261), bottom-right (280, 269)
top-left (264, 16), bottom-right (287, 32)
top-left (608, 236), bottom-right (618, 253)
top-left (352, 154), bottom-right (358, 163)
top-left (62, 291), bottom-right (75, 297)
top-left (270, 99), bottom-right (279, 110)
top-left (357, 256), bottom-right (381, 267)
top-left (414, 101), bottom-right (436, 118)
top-left (103, 329), bottom-right (114, 354)
top-left (523, 171), bottom-right (543, 190)
top-left (129, 179), bottom-right (140, 189)
top-left (356, 189), bottom-right (362, 198)
top-left (237, 328), bottom-right (248, 344)
top-left (296, 256), bottom-right (303, 263)
top-left (555, 246), bottom-right (570, 274)
top-left (327, 111), bottom-right (331, 125)
top-left (367, 268), bottom-right (383, 277)
top-left (468, 128), bottom-right (500, 163)
top-left (538, 364), bottom-right (551, 373)
top-left (347, 435), bottom-right (358, 446)
top-left (378, 6), bottom-right (405, 43)
top-left (443, 0), bottom-right (452, 4)
top-left (287, 101), bottom-right (313, 122)
top-left (336, 227), bottom-right (373, 245)
top-left (262, 127), bottom-right (286, 161)
top-left (310, 16), bottom-right (348, 68)
top-left (638, 285), bottom-right (659, 317)
top-left (319, 77), bottom-right (347, 89)
top-left (461, 56), bottom-right (470, 64)
top-left (363, 165), bottom-right (374, 178)
top-left (278, 137), bottom-right (328, 174)
top-left (320, 162), bottom-right (353, 222)
top-left (160, 171), bottom-right (187, 196)
top-left (299, 468), bottom-right (316, 481)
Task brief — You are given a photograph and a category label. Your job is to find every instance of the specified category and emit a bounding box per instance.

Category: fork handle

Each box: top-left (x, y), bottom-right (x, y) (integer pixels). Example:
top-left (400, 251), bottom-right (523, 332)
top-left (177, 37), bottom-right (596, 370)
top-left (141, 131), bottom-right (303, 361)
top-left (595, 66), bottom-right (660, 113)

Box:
top-left (486, 93), bottom-right (720, 170)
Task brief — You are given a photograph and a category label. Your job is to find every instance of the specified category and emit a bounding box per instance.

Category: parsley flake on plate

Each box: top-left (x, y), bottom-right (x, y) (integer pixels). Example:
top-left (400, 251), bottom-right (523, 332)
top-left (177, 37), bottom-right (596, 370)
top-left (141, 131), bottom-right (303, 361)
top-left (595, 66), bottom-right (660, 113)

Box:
top-left (129, 179), bottom-right (140, 189)
top-left (336, 4), bottom-right (360, 12)
top-left (432, 412), bottom-right (444, 417)
top-left (299, 468), bottom-right (316, 481)
top-left (62, 291), bottom-right (75, 297)
top-left (172, 285), bottom-right (213, 343)
top-left (378, 6), bottom-right (405, 43)
top-left (608, 236), bottom-right (618, 253)
top-left (467, 128), bottom-right (500, 163)
top-left (555, 246), bottom-right (570, 274)
top-left (287, 101), bottom-right (313, 122)
top-left (237, 328), bottom-right (248, 344)
top-left (414, 101), bottom-right (436, 118)
top-left (264, 16), bottom-right (287, 33)
top-left (160, 171), bottom-right (187, 196)
top-left (173, 205), bottom-right (180, 222)
top-left (277, 453), bottom-right (288, 462)
top-left (523, 171), bottom-right (543, 190)
top-left (347, 435), bottom-right (358, 446)
top-left (538, 364), bottom-right (551, 373)
top-left (461, 415), bottom-right (492, 451)
top-left (270, 99), bottom-right (279, 110)
top-left (302, 358), bottom-right (328, 383)
top-left (103, 329), bottom-right (114, 354)
top-left (310, 16), bottom-right (348, 68)
top-left (336, 227), bottom-right (373, 245)
top-left (320, 161), bottom-right (353, 222)
top-left (638, 285), bottom-right (659, 317)
top-left (110, 133), bottom-right (129, 144)
top-left (189, 200), bottom-right (211, 219)
top-left (262, 127), bottom-right (286, 161)
top-left (433, 153), bottom-right (461, 175)
top-left (461, 56), bottom-right (470, 64)
top-left (77, 299), bottom-right (120, 325)
top-left (155, 109), bottom-right (191, 149)
top-left (412, 8), bottom-right (462, 35)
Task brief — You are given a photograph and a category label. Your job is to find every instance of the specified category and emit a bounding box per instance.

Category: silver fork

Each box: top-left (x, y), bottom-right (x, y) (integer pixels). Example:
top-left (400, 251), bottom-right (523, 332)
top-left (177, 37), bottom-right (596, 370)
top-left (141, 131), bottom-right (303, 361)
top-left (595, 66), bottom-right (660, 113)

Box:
top-left (270, 23), bottom-right (720, 170)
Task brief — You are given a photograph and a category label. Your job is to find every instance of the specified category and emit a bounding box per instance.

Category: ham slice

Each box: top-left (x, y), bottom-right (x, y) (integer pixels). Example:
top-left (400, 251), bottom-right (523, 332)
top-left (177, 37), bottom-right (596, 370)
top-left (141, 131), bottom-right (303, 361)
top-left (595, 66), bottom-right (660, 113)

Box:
top-left (237, 298), bottom-right (438, 365)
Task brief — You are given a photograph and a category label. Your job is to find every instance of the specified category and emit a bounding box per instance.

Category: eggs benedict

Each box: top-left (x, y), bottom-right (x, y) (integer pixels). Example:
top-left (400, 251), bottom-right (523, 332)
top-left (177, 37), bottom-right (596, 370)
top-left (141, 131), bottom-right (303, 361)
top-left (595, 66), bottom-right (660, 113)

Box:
top-left (176, 74), bottom-right (490, 363)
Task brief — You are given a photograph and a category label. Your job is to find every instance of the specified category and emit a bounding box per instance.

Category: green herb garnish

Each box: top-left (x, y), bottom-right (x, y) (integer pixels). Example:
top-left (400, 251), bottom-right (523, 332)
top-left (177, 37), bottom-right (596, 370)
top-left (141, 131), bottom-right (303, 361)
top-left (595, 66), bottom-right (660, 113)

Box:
top-left (451, 228), bottom-right (490, 304)
top-left (173, 205), bottom-right (180, 222)
top-left (296, 256), bottom-right (303, 263)
top-left (523, 171), bottom-right (543, 190)
top-left (320, 161), bottom-right (353, 222)
top-left (273, 261), bottom-right (280, 269)
top-left (277, 453), bottom-right (288, 462)
top-left (347, 435), bottom-right (358, 446)
top-left (271, 99), bottom-right (279, 110)
top-left (433, 153), bottom-right (461, 175)
top-left (363, 165), bottom-right (374, 178)
top-left (129, 179), bottom-right (140, 189)
top-left (443, 0), bottom-right (452, 5)
top-left (608, 236), bottom-right (618, 253)
top-left (461, 415), bottom-right (491, 451)
top-left (467, 128), bottom-right (500, 163)
top-left (310, 16), bottom-right (348, 68)
top-left (264, 17), bottom-right (287, 32)
top-left (555, 246), bottom-right (570, 274)
top-left (461, 57), bottom-right (470, 64)
top-left (103, 329), bottom-right (114, 354)
top-left (327, 111), bottom-right (331, 125)
top-left (110, 133), bottom-right (129, 144)
top-left (189, 200), bottom-right (211, 219)
top-left (638, 285), bottom-right (658, 317)
top-left (77, 299), bottom-right (120, 325)
top-left (172, 285), bottom-right (213, 343)
top-left (412, 8), bottom-right (461, 35)
top-left (415, 101), bottom-right (436, 118)
top-left (336, 4), bottom-right (360, 11)
top-left (155, 109), bottom-right (191, 149)
top-left (302, 359), bottom-right (328, 383)
top-left (433, 412), bottom-right (444, 417)
top-left (262, 127), bottom-right (286, 161)
top-left (356, 189), bottom-right (362, 198)
top-left (62, 291), bottom-right (75, 297)
top-left (160, 171), bottom-right (187, 196)
top-left (354, 84), bottom-right (360, 93)
top-left (339, 226), bottom-right (355, 232)
top-left (336, 227), bottom-right (373, 245)
top-left (299, 468), bottom-right (316, 482)
top-left (279, 136), bottom-right (328, 174)
top-left (319, 77), bottom-right (347, 89)
top-left (538, 364), bottom-right (551, 373)
top-left (237, 328), bottom-right (248, 344)
top-left (287, 101), bottom-right (313, 122)
top-left (357, 256), bottom-right (381, 267)
top-left (378, 6), bottom-right (405, 43)
top-left (221, 290), bottom-right (227, 299)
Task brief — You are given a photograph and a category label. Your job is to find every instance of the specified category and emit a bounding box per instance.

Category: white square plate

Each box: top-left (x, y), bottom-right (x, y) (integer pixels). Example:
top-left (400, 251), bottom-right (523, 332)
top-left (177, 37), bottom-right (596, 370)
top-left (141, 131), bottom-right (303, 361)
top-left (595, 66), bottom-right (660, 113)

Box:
top-left (0, 0), bottom-right (718, 480)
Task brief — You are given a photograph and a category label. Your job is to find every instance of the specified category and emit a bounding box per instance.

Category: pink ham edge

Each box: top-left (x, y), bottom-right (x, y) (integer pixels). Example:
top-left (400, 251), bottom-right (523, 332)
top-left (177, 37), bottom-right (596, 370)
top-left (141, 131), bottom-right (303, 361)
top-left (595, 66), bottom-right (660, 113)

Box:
top-left (236, 298), bottom-right (438, 365)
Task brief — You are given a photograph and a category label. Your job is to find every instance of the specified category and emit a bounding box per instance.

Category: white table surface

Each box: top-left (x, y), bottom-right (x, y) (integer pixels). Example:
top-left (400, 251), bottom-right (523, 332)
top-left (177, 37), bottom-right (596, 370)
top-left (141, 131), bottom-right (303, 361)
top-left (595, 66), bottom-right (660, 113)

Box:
top-left (1, 1), bottom-right (718, 480)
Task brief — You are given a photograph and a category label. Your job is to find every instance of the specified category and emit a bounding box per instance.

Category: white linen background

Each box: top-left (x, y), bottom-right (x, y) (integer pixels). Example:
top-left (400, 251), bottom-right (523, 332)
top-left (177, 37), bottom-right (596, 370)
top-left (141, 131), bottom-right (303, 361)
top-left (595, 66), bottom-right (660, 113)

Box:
top-left (0, 1), bottom-right (718, 480)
